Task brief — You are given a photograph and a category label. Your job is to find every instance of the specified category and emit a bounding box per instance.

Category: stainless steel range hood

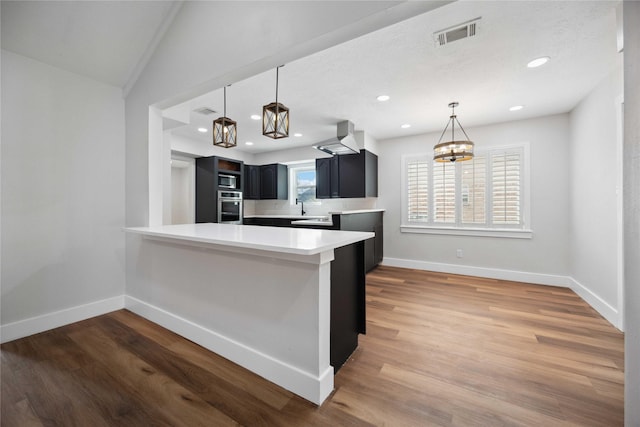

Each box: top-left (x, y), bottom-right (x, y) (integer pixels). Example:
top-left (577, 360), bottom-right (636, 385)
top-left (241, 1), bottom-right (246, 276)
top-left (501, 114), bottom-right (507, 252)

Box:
top-left (312, 120), bottom-right (359, 155)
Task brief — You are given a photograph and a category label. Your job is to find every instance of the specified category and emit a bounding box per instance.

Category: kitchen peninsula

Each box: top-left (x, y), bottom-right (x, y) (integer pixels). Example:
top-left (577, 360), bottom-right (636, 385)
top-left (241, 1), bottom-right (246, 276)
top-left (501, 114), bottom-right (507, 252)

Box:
top-left (124, 223), bottom-right (373, 405)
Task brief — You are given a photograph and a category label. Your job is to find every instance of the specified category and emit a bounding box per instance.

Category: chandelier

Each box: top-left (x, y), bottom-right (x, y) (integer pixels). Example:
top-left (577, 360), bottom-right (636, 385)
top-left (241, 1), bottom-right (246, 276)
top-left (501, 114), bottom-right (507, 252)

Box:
top-left (433, 102), bottom-right (474, 162)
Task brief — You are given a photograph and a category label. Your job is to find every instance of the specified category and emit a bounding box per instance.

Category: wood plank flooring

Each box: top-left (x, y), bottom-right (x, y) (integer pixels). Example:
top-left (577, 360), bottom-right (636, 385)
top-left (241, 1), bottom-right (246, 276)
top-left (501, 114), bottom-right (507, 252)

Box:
top-left (1, 266), bottom-right (624, 426)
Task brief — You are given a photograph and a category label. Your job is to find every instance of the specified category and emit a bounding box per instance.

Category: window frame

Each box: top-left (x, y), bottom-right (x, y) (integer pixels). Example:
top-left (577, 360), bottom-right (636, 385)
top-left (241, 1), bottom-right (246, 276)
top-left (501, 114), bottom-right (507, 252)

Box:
top-left (288, 161), bottom-right (320, 205)
top-left (401, 143), bottom-right (532, 239)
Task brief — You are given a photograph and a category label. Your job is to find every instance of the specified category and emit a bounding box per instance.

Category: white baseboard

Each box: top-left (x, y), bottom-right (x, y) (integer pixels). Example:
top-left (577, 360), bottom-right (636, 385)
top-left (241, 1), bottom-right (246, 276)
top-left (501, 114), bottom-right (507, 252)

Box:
top-left (568, 277), bottom-right (621, 330)
top-left (382, 257), bottom-right (622, 330)
top-left (382, 257), bottom-right (573, 287)
top-left (124, 295), bottom-right (333, 406)
top-left (0, 295), bottom-right (125, 344)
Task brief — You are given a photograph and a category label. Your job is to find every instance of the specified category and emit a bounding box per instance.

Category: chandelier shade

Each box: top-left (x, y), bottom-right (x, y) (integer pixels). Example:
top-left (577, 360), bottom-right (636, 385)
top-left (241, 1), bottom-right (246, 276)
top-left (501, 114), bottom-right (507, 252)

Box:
top-left (213, 86), bottom-right (237, 148)
top-left (433, 102), bottom-right (474, 162)
top-left (263, 66), bottom-right (289, 139)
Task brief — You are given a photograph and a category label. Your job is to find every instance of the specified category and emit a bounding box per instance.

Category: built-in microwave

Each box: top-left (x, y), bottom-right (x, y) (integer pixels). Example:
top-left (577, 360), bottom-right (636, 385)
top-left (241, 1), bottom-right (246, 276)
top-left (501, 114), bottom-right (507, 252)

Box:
top-left (218, 174), bottom-right (237, 189)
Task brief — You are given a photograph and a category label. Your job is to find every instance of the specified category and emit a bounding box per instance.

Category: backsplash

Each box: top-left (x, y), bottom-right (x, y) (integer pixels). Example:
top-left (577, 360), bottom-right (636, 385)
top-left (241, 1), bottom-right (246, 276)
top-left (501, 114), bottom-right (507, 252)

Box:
top-left (244, 198), bottom-right (378, 217)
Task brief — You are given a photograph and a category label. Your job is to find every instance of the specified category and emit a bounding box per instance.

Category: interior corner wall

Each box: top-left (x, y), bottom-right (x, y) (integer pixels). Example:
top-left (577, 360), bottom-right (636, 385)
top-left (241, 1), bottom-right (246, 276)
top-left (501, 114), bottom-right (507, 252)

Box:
top-left (568, 60), bottom-right (623, 326)
top-left (623, 1), bottom-right (640, 425)
top-left (1, 50), bottom-right (125, 331)
top-left (377, 114), bottom-right (571, 279)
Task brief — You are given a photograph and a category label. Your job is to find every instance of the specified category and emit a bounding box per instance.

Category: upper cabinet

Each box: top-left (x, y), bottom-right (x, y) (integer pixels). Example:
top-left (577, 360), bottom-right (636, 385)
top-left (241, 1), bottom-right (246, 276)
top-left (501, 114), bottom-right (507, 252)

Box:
top-left (244, 163), bottom-right (288, 200)
top-left (316, 155), bottom-right (340, 199)
top-left (244, 164), bottom-right (261, 200)
top-left (316, 149), bottom-right (378, 199)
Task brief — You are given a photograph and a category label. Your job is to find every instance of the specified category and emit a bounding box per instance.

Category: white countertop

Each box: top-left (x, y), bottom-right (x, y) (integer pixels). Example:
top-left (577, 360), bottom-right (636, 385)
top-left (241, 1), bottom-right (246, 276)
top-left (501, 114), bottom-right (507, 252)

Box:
top-left (125, 223), bottom-right (373, 256)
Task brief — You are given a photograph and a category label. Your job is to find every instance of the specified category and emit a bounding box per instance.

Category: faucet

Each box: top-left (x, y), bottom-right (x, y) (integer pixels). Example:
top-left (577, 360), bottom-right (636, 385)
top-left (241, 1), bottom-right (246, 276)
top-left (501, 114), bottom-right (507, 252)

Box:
top-left (296, 198), bottom-right (306, 216)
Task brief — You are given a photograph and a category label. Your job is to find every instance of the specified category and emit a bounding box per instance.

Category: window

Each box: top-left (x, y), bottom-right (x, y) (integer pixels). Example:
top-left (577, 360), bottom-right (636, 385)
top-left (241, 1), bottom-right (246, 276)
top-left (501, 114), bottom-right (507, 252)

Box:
top-left (403, 145), bottom-right (530, 238)
top-left (289, 163), bottom-right (317, 203)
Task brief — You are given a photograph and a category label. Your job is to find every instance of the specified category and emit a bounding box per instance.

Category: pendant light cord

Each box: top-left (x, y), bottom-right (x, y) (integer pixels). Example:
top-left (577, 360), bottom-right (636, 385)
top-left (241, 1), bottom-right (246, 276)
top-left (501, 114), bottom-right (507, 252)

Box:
top-left (275, 66), bottom-right (279, 105)
top-left (223, 86), bottom-right (227, 117)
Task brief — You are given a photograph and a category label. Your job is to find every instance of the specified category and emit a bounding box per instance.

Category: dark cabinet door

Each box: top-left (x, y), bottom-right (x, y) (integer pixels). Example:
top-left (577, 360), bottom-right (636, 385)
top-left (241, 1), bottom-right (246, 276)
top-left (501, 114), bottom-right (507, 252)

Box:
top-left (330, 155), bottom-right (340, 198)
top-left (260, 164), bottom-right (277, 199)
top-left (338, 152), bottom-right (366, 198)
top-left (315, 158), bottom-right (331, 199)
top-left (373, 223), bottom-right (384, 265)
top-left (260, 164), bottom-right (288, 199)
top-left (244, 165), bottom-right (261, 200)
top-left (364, 149), bottom-right (378, 197)
top-left (195, 157), bottom-right (217, 223)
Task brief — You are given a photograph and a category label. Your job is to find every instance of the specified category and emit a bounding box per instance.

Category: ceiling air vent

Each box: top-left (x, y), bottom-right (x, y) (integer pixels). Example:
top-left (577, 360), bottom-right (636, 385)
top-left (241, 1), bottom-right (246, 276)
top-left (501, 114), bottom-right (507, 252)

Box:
top-left (194, 107), bottom-right (217, 115)
top-left (433, 17), bottom-right (481, 47)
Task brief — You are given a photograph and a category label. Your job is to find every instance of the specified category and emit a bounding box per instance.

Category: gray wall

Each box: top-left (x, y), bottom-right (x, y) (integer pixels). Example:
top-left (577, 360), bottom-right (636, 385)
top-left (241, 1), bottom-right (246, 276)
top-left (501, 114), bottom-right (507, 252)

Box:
top-left (624, 1), bottom-right (640, 425)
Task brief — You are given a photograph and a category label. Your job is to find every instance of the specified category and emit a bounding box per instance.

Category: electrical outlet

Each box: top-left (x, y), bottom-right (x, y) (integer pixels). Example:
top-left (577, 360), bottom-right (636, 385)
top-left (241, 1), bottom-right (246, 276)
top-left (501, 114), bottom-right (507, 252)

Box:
top-left (456, 249), bottom-right (463, 258)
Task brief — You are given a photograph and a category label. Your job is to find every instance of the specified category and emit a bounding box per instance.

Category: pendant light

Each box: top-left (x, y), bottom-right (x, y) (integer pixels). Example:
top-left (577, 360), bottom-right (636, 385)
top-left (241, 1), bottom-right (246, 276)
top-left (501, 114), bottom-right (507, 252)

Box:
top-left (433, 102), bottom-right (474, 162)
top-left (262, 66), bottom-right (289, 139)
top-left (213, 85), bottom-right (237, 148)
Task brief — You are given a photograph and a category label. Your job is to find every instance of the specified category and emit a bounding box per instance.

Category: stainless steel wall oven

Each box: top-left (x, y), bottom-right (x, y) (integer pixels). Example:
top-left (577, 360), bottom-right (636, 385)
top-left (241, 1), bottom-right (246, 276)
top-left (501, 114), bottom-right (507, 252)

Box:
top-left (217, 191), bottom-right (242, 224)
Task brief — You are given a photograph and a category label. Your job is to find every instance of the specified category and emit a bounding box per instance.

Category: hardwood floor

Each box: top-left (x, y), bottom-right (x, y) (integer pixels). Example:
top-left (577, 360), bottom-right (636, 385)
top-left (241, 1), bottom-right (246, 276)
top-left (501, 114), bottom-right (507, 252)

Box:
top-left (1, 266), bottom-right (624, 426)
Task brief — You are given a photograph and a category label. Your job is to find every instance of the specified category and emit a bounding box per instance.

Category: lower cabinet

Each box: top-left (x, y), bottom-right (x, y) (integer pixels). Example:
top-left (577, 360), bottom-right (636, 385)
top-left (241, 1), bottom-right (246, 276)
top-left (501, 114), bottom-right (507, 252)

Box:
top-left (243, 217), bottom-right (293, 227)
top-left (332, 211), bottom-right (383, 272)
top-left (330, 241), bottom-right (366, 372)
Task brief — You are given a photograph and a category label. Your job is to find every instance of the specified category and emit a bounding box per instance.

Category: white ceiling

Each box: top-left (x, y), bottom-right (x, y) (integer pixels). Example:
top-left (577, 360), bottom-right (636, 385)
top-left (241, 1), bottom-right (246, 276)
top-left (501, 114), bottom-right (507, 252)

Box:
top-left (169, 1), bottom-right (620, 154)
top-left (1, 1), bottom-right (620, 155)
top-left (1, 0), bottom-right (178, 90)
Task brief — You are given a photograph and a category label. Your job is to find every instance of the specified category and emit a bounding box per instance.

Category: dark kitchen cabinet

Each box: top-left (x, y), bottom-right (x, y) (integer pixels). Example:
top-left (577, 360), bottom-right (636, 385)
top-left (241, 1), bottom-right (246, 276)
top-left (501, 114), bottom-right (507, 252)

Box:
top-left (315, 155), bottom-right (340, 199)
top-left (244, 165), bottom-right (261, 200)
top-left (195, 156), bottom-right (243, 223)
top-left (243, 217), bottom-right (292, 227)
top-left (316, 150), bottom-right (377, 199)
top-left (260, 164), bottom-right (288, 200)
top-left (332, 211), bottom-right (383, 272)
top-left (330, 241), bottom-right (366, 372)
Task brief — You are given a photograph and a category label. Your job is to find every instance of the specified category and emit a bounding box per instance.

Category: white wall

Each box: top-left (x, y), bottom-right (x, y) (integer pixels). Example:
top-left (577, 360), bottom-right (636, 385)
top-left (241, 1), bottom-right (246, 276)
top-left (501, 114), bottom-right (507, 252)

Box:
top-left (1, 50), bottom-right (125, 339)
top-left (569, 61), bottom-right (623, 326)
top-left (378, 114), bottom-right (570, 279)
top-left (624, 1), bottom-right (640, 424)
top-left (170, 163), bottom-right (191, 224)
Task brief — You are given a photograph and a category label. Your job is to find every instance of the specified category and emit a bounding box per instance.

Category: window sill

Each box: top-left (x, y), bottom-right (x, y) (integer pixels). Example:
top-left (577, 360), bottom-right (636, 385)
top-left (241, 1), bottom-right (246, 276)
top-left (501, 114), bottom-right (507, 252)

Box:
top-left (400, 225), bottom-right (533, 239)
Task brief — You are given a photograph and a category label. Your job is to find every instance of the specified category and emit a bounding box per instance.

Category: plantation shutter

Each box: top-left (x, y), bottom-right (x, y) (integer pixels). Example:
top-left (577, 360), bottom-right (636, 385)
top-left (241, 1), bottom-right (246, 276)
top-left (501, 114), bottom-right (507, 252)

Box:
top-left (491, 149), bottom-right (522, 225)
top-left (461, 155), bottom-right (486, 224)
top-left (433, 161), bottom-right (456, 223)
top-left (407, 158), bottom-right (429, 222)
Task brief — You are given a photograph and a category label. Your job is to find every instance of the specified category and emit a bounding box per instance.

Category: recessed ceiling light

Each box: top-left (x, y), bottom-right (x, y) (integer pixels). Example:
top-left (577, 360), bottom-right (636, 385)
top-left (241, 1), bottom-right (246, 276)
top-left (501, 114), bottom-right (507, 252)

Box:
top-left (294, 133), bottom-right (303, 137)
top-left (401, 124), bottom-right (411, 129)
top-left (250, 114), bottom-right (260, 120)
top-left (376, 95), bottom-right (390, 102)
top-left (197, 127), bottom-right (208, 133)
top-left (245, 141), bottom-right (254, 146)
top-left (527, 56), bottom-right (550, 68)
top-left (509, 105), bottom-right (524, 111)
